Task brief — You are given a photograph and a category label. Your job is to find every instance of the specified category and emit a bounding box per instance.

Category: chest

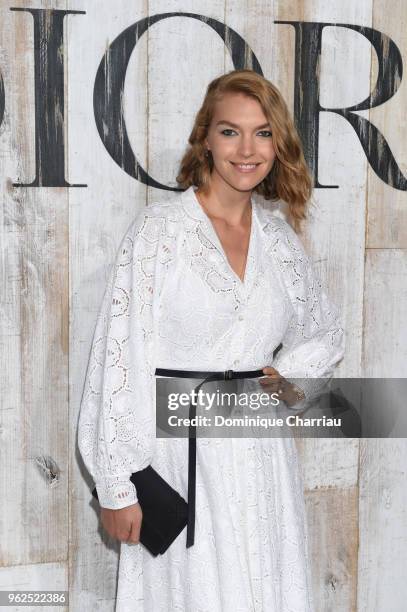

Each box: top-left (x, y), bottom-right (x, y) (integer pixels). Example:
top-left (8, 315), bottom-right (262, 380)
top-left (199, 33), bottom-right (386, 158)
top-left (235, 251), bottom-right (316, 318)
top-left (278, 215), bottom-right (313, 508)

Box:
top-left (210, 219), bottom-right (251, 282)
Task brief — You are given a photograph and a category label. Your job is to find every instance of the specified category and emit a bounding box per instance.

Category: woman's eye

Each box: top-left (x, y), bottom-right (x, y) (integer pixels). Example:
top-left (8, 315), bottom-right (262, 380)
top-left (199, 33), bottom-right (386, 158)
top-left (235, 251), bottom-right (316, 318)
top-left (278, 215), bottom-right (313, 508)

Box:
top-left (220, 129), bottom-right (272, 137)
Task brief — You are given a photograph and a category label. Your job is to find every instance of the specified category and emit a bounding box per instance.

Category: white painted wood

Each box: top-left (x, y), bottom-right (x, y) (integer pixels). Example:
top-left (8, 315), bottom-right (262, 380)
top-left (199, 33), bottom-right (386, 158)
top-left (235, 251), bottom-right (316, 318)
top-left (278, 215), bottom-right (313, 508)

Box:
top-left (358, 250), bottom-right (407, 611)
top-left (363, 249), bottom-right (407, 376)
top-left (0, 0), bottom-right (69, 569)
top-left (297, 439), bottom-right (360, 490)
top-left (357, 439), bottom-right (407, 612)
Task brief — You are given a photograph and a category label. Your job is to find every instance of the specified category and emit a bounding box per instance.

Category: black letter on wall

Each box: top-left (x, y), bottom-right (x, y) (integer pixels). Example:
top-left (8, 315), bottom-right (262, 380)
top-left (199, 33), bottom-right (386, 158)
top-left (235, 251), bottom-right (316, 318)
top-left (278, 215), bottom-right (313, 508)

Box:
top-left (0, 71), bottom-right (4, 131)
top-left (11, 8), bottom-right (86, 187)
top-left (276, 20), bottom-right (406, 190)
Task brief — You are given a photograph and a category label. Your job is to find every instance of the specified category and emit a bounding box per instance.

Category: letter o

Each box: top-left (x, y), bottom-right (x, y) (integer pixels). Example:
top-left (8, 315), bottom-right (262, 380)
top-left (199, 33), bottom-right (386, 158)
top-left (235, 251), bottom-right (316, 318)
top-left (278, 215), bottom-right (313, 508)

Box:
top-left (93, 12), bottom-right (263, 189)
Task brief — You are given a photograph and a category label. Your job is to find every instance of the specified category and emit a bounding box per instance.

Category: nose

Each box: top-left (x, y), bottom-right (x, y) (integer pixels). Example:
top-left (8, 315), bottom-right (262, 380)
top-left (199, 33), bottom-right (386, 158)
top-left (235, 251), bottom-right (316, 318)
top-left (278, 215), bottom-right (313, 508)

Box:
top-left (237, 134), bottom-right (255, 158)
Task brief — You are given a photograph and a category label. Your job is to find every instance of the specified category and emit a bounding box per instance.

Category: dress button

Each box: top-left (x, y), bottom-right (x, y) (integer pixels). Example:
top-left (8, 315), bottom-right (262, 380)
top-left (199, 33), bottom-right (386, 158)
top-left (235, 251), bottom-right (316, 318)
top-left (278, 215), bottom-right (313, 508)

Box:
top-left (233, 359), bottom-right (240, 367)
top-left (238, 315), bottom-right (244, 321)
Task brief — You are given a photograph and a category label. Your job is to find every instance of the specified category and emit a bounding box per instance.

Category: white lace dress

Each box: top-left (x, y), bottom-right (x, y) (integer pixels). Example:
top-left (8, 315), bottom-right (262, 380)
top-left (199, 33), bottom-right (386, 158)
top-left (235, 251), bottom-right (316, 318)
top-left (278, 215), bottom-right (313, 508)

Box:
top-left (78, 185), bottom-right (345, 611)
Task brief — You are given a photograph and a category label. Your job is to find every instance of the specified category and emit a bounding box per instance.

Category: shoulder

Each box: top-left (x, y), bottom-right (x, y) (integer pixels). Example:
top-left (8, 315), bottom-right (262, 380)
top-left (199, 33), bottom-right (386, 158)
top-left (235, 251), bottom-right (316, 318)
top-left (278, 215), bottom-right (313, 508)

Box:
top-left (255, 201), bottom-right (309, 263)
top-left (125, 193), bottom-right (184, 241)
top-left (144, 193), bottom-right (184, 221)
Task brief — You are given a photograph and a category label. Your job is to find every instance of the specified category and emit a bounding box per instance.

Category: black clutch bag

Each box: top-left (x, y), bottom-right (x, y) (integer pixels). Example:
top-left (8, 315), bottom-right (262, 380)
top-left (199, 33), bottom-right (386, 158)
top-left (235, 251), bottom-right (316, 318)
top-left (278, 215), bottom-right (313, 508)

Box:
top-left (92, 465), bottom-right (188, 556)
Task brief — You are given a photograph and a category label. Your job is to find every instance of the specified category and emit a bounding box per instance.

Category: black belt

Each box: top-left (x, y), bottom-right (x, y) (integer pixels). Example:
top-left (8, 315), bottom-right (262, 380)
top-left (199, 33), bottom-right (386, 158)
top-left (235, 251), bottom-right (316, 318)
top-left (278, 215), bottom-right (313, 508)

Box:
top-left (154, 367), bottom-right (265, 548)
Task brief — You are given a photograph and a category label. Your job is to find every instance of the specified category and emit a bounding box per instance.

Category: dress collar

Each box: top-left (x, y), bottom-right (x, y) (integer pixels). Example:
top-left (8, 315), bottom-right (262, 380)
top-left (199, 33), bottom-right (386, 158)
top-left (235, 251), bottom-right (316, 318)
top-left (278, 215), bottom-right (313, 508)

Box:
top-left (178, 185), bottom-right (277, 295)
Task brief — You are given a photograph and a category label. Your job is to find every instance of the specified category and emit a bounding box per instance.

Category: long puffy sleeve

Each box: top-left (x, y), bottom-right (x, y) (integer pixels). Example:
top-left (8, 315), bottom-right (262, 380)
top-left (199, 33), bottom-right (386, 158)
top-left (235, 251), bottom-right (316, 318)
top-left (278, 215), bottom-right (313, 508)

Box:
top-left (270, 217), bottom-right (345, 410)
top-left (78, 208), bottom-right (167, 509)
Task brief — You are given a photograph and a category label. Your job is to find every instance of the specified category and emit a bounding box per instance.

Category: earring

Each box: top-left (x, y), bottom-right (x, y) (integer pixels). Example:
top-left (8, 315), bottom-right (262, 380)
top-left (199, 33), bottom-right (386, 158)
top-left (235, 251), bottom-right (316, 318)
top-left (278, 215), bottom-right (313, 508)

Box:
top-left (205, 148), bottom-right (210, 158)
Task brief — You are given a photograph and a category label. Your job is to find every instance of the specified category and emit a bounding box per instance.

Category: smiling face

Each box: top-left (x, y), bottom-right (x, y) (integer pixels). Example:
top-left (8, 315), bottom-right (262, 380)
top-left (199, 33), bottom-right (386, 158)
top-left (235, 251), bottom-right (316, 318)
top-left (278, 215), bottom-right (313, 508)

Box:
top-left (205, 92), bottom-right (276, 194)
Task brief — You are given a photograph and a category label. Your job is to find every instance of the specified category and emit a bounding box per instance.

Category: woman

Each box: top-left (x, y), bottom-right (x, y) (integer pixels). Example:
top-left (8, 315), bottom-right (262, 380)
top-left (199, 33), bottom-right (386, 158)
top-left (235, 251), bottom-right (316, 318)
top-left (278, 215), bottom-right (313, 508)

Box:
top-left (78, 69), bottom-right (345, 611)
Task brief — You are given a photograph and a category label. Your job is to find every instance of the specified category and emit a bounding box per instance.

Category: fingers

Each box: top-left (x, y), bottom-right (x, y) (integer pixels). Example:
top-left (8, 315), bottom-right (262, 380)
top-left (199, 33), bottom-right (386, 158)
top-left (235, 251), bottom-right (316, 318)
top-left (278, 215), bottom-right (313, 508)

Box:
top-left (116, 522), bottom-right (133, 543)
top-left (126, 515), bottom-right (141, 544)
top-left (259, 366), bottom-right (290, 399)
top-left (260, 367), bottom-right (284, 389)
top-left (262, 366), bottom-right (279, 376)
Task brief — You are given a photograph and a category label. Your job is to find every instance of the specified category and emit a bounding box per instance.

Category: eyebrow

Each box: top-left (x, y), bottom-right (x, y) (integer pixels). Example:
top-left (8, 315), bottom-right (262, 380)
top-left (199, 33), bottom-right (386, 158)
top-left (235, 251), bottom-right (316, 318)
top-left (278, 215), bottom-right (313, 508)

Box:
top-left (215, 120), bottom-right (271, 130)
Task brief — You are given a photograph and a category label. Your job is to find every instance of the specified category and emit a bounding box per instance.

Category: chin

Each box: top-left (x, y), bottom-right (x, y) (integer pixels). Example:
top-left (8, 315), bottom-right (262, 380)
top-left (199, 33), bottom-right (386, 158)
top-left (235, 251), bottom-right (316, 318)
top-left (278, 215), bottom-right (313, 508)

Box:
top-left (226, 174), bottom-right (266, 192)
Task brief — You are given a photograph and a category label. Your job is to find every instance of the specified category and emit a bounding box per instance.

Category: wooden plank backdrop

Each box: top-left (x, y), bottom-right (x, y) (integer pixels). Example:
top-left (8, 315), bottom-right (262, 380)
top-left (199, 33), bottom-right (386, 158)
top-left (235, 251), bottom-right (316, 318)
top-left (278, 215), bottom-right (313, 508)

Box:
top-left (0, 1), bottom-right (406, 611)
top-left (0, 5), bottom-right (69, 612)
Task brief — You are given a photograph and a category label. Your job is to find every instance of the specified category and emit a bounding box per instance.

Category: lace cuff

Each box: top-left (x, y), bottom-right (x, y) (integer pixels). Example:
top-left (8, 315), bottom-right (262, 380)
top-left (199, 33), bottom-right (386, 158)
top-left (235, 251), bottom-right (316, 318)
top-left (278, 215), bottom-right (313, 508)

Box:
top-left (283, 377), bottom-right (329, 412)
top-left (94, 475), bottom-right (138, 510)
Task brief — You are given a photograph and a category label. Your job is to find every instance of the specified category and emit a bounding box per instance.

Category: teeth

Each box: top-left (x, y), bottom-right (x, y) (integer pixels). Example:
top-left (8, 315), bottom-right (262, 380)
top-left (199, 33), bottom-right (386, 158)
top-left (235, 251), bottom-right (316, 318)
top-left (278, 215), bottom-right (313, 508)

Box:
top-left (236, 164), bottom-right (257, 168)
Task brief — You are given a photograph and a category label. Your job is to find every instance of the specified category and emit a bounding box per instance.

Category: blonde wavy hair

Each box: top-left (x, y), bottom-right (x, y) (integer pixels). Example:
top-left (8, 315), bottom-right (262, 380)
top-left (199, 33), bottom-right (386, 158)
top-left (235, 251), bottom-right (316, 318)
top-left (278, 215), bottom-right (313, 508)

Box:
top-left (176, 69), bottom-right (314, 232)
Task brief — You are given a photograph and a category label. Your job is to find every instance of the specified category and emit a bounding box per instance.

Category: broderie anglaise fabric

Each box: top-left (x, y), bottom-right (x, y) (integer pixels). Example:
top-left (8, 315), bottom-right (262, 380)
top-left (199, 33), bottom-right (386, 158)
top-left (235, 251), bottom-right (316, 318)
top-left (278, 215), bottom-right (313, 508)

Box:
top-left (78, 185), bottom-right (345, 611)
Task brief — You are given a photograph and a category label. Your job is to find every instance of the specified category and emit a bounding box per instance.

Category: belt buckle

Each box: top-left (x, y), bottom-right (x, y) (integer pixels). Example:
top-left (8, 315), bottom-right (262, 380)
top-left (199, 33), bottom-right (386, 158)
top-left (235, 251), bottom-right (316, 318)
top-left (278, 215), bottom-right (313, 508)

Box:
top-left (224, 369), bottom-right (234, 380)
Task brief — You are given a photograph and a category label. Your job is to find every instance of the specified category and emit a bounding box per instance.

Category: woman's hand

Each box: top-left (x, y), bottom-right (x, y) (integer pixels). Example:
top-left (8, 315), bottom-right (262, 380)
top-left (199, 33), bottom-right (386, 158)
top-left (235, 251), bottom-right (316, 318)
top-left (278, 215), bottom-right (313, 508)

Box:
top-left (100, 502), bottom-right (143, 544)
top-left (259, 366), bottom-right (304, 408)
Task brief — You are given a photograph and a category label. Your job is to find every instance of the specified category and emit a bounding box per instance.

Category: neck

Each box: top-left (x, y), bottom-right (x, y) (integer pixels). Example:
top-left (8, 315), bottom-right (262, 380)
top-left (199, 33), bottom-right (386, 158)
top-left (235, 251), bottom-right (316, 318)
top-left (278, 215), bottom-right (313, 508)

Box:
top-left (196, 172), bottom-right (253, 227)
